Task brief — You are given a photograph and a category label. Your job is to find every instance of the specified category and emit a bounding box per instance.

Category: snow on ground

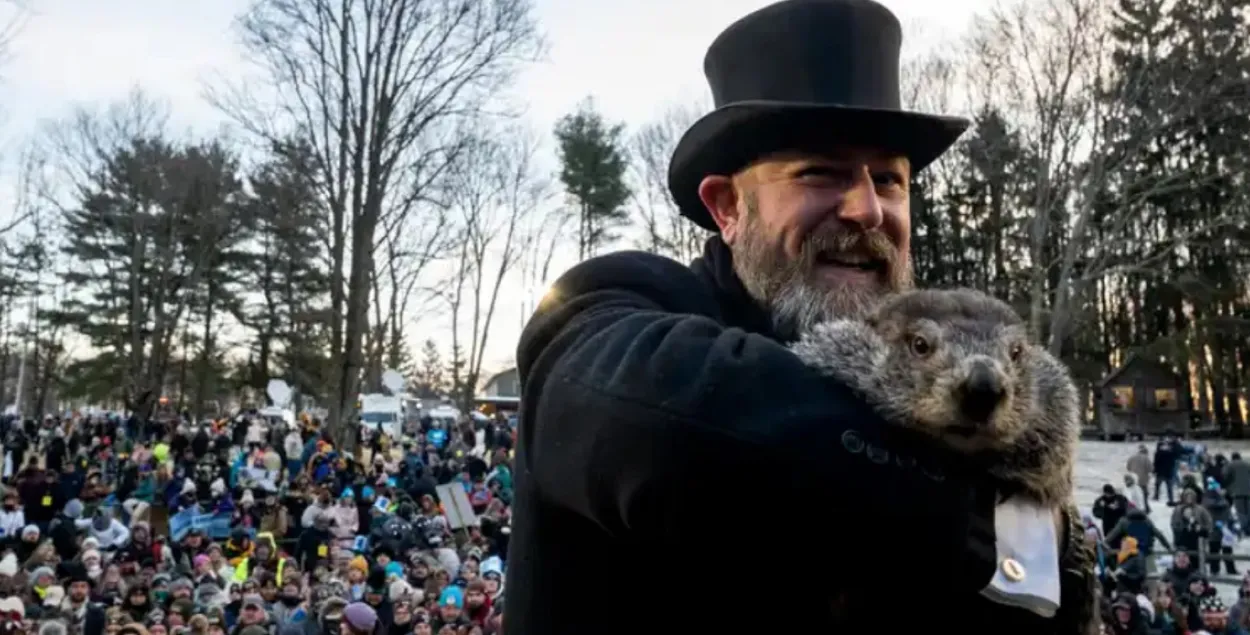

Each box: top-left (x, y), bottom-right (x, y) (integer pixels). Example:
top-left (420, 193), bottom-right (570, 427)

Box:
top-left (1076, 439), bottom-right (1250, 601)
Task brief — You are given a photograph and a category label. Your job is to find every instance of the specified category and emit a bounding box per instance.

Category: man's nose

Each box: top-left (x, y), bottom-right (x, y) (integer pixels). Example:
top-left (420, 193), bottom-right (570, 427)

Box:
top-left (837, 165), bottom-right (884, 231)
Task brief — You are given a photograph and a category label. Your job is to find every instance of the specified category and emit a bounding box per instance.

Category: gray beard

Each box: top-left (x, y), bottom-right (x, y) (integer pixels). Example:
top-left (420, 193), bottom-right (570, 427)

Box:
top-left (728, 199), bottom-right (909, 340)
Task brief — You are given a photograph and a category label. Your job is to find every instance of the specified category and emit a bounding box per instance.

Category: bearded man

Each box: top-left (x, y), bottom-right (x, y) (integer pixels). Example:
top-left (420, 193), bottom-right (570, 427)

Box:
top-left (509, 0), bottom-right (1095, 633)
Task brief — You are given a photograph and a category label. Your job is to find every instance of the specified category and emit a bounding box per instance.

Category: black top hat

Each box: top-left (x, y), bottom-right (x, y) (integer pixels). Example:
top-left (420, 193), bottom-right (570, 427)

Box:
top-left (668, 0), bottom-right (971, 231)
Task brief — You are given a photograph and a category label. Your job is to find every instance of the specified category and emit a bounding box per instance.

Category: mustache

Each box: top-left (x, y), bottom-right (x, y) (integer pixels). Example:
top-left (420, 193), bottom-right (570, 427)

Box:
top-left (797, 228), bottom-right (897, 266)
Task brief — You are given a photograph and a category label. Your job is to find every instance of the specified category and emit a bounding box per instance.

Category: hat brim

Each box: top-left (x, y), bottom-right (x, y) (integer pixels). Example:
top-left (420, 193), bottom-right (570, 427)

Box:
top-left (667, 101), bottom-right (971, 231)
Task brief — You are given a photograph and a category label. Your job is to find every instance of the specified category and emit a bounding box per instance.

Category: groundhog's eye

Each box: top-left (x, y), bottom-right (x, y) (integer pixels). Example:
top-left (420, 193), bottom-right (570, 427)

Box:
top-left (909, 335), bottom-right (932, 357)
top-left (1009, 343), bottom-right (1024, 361)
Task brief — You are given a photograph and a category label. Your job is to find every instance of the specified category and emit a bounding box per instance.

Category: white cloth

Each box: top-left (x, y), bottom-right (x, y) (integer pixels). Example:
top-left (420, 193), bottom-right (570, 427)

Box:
top-left (0, 509), bottom-right (25, 539)
top-left (980, 497), bottom-right (1062, 618)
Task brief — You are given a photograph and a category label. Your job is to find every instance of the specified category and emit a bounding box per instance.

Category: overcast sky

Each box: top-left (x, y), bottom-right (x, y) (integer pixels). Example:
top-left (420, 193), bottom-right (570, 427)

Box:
top-left (0, 0), bottom-right (993, 375)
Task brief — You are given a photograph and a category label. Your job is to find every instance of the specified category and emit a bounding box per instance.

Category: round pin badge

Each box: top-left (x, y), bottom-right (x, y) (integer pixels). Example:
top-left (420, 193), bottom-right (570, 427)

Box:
top-left (1001, 557), bottom-right (1026, 582)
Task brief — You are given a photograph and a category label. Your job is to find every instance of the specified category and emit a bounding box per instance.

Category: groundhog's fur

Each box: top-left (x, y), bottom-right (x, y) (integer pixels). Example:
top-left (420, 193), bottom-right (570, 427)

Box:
top-left (791, 288), bottom-right (1098, 633)
top-left (788, 288), bottom-right (1079, 506)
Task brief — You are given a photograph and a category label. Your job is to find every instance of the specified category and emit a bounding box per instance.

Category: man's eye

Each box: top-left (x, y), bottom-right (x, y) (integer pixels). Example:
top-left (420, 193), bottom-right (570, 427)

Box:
top-left (794, 166), bottom-right (848, 184)
top-left (873, 172), bottom-right (906, 188)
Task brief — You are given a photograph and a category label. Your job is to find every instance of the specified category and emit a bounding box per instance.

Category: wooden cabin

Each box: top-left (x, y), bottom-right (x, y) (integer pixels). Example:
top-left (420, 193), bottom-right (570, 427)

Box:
top-left (1097, 354), bottom-right (1192, 440)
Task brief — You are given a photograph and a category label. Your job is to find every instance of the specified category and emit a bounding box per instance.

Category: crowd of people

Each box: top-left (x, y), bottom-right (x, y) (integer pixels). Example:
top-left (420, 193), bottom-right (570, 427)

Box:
top-left (0, 407), bottom-right (517, 635)
top-left (1088, 431), bottom-right (1250, 635)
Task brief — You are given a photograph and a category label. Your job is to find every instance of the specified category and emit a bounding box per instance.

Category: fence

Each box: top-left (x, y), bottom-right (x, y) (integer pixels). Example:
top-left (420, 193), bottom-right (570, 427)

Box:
top-left (1144, 546), bottom-right (1250, 586)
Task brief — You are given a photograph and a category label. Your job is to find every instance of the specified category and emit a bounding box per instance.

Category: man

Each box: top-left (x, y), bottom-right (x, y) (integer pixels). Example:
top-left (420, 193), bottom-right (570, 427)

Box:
top-left (1155, 429), bottom-right (1183, 504)
top-left (1224, 451), bottom-right (1250, 531)
top-left (510, 0), bottom-right (1093, 633)
top-left (1094, 483), bottom-right (1131, 536)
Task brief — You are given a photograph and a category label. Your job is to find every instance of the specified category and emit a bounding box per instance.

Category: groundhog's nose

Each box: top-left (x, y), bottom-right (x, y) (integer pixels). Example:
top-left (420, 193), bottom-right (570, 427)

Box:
top-left (959, 361), bottom-right (1006, 424)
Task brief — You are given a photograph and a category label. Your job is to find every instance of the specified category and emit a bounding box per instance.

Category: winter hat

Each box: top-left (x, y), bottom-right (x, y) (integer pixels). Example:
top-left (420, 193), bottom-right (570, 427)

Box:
top-left (318, 596), bottom-right (348, 620)
top-left (341, 488), bottom-right (355, 499)
top-left (63, 499), bottom-right (84, 520)
top-left (64, 562), bottom-right (92, 587)
top-left (38, 620), bottom-right (68, 635)
top-left (342, 602), bottom-right (378, 632)
top-left (1200, 595), bottom-right (1227, 614)
top-left (0, 596), bottom-right (24, 618)
top-left (388, 578), bottom-right (411, 602)
top-left (193, 554), bottom-right (211, 569)
top-left (384, 561), bottom-right (403, 580)
top-left (170, 578), bottom-right (194, 593)
top-left (30, 566), bottom-right (56, 587)
top-left (81, 537), bottom-right (101, 552)
top-left (349, 556), bottom-right (369, 574)
top-left (145, 609), bottom-right (166, 627)
top-left (181, 480), bottom-right (197, 496)
top-left (210, 478), bottom-right (226, 497)
top-left (242, 593), bottom-right (266, 609)
top-left (438, 585), bottom-right (463, 609)
top-left (365, 566), bottom-right (387, 592)
top-left (21, 525), bottom-right (39, 539)
top-left (194, 582), bottom-right (224, 608)
top-left (480, 556), bottom-right (504, 580)
top-left (241, 489), bottom-right (255, 506)
top-left (0, 553), bottom-right (18, 576)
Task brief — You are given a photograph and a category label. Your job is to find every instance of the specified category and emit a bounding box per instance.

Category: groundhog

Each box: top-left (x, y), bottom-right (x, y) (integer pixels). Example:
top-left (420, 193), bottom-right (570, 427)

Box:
top-left (792, 288), bottom-right (1099, 633)
top-left (788, 287), bottom-right (1078, 506)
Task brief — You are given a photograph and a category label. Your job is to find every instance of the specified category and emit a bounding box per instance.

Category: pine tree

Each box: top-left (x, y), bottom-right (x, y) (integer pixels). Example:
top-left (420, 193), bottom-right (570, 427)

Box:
top-left (554, 98), bottom-right (632, 260)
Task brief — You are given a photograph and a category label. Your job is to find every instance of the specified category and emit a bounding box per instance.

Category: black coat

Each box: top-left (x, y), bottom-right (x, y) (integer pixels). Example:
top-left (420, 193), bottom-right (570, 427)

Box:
top-left (508, 238), bottom-right (1095, 633)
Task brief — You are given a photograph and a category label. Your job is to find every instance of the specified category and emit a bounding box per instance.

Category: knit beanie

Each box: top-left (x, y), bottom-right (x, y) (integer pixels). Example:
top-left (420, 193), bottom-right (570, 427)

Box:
top-left (342, 602), bottom-right (378, 633)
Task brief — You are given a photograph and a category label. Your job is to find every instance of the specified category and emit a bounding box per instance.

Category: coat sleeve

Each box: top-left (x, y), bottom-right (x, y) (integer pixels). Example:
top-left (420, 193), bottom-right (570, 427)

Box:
top-left (517, 251), bottom-right (999, 592)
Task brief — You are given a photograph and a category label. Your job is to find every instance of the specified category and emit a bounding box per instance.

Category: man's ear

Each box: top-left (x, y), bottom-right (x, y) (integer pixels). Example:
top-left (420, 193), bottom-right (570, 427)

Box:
top-left (697, 175), bottom-right (742, 243)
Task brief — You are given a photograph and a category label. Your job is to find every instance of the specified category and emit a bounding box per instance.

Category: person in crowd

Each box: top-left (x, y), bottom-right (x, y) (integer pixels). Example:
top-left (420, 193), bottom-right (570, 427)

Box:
top-left (1095, 483), bottom-right (1132, 536)
top-left (1155, 431), bottom-right (1184, 505)
top-left (510, 0), bottom-right (1093, 632)
top-left (1105, 507), bottom-right (1174, 562)
top-left (1203, 477), bottom-right (1240, 576)
top-left (1127, 446), bottom-right (1153, 514)
top-left (1111, 537), bottom-right (1147, 595)
top-left (1162, 550), bottom-right (1201, 599)
top-left (0, 401), bottom-right (516, 635)
top-left (1225, 452), bottom-right (1250, 535)
top-left (1123, 474), bottom-right (1147, 511)
top-left (1173, 488), bottom-right (1215, 558)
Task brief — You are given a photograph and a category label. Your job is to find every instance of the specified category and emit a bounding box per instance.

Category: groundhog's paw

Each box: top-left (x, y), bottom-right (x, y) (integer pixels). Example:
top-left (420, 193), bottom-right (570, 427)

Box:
top-left (790, 320), bottom-right (886, 378)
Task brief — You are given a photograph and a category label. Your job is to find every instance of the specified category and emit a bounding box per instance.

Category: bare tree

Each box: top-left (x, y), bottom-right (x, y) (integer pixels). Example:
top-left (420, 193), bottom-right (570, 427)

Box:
top-left (444, 127), bottom-right (547, 410)
top-left (209, 0), bottom-right (542, 446)
top-left (629, 101), bottom-right (711, 263)
top-left (967, 0), bottom-right (1248, 354)
top-left (0, 1), bottom-right (26, 83)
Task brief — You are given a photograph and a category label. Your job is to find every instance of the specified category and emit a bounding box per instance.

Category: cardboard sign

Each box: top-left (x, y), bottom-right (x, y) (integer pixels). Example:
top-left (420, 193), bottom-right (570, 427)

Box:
top-left (435, 484), bottom-right (477, 530)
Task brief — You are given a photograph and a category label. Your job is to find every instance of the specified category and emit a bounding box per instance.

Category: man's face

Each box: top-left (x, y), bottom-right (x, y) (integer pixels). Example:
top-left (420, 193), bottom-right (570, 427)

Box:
top-left (701, 149), bottom-right (913, 336)
top-left (69, 580), bottom-right (90, 602)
